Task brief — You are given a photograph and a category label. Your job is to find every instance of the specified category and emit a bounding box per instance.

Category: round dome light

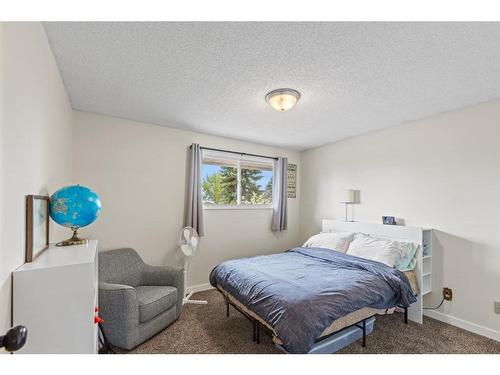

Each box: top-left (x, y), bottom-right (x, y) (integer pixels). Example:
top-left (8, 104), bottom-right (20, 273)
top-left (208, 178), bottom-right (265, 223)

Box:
top-left (265, 88), bottom-right (301, 112)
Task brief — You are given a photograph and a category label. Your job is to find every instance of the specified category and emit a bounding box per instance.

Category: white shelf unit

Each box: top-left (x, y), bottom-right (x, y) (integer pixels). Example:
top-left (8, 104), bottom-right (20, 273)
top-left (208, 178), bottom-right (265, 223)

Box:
top-left (13, 240), bottom-right (99, 354)
top-left (421, 229), bottom-right (433, 296)
top-left (323, 220), bottom-right (432, 324)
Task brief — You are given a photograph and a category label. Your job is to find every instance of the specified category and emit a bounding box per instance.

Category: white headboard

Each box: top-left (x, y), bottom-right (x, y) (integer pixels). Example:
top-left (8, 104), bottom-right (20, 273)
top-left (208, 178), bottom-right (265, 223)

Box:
top-left (322, 220), bottom-right (423, 245)
top-left (322, 219), bottom-right (424, 324)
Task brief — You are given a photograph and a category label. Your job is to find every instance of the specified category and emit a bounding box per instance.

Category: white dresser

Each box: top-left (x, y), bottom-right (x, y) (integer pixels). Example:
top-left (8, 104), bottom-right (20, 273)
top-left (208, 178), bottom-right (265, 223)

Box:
top-left (13, 240), bottom-right (99, 354)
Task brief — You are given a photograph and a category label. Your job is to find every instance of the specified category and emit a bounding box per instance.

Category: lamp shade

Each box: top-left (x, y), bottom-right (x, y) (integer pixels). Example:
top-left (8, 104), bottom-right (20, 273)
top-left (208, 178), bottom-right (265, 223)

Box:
top-left (340, 189), bottom-right (355, 203)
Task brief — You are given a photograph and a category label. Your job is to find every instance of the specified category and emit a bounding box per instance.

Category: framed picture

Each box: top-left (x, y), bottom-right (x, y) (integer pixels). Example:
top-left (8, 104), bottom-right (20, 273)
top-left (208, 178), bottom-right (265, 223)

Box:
top-left (382, 216), bottom-right (396, 225)
top-left (26, 195), bottom-right (50, 262)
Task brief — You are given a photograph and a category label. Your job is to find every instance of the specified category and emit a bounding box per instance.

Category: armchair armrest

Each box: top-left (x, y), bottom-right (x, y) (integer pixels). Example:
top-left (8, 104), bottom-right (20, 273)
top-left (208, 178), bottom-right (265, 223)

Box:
top-left (98, 282), bottom-right (139, 326)
top-left (98, 282), bottom-right (140, 349)
top-left (140, 265), bottom-right (185, 316)
top-left (99, 282), bottom-right (135, 292)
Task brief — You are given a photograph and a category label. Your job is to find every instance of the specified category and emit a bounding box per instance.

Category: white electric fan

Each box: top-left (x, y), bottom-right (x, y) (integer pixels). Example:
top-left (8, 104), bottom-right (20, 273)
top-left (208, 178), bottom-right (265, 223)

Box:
top-left (179, 226), bottom-right (207, 305)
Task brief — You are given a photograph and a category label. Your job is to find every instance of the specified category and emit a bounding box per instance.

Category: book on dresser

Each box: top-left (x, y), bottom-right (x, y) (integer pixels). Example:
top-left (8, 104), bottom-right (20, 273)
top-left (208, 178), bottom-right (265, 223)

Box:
top-left (12, 240), bottom-right (99, 354)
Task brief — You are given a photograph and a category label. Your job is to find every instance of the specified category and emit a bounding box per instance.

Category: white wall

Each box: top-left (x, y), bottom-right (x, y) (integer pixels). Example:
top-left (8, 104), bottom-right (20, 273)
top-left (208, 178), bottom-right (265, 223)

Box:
top-left (300, 99), bottom-right (500, 336)
top-left (72, 111), bottom-right (301, 287)
top-left (4, 22), bottom-right (496, 343)
top-left (0, 23), bottom-right (73, 333)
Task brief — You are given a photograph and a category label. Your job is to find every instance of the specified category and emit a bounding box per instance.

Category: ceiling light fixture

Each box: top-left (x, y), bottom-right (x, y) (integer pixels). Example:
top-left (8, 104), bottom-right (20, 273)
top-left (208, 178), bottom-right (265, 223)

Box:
top-left (265, 88), bottom-right (301, 112)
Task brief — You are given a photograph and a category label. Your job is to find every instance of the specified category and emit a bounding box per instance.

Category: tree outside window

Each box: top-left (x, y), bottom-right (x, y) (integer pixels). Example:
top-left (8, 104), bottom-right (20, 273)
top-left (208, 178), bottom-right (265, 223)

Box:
top-left (201, 152), bottom-right (273, 206)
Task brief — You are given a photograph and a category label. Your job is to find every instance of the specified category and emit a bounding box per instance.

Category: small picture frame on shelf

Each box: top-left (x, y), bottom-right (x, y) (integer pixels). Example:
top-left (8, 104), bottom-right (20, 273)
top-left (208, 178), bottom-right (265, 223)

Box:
top-left (26, 195), bottom-right (50, 262)
top-left (382, 216), bottom-right (396, 225)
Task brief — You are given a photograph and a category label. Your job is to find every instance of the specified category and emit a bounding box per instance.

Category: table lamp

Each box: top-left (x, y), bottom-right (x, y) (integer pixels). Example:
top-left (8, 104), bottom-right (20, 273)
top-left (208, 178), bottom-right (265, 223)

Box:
top-left (340, 190), bottom-right (355, 222)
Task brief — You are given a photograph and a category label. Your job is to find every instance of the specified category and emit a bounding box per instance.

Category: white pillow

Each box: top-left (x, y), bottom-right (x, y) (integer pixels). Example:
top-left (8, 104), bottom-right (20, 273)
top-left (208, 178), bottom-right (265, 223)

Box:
top-left (302, 232), bottom-right (354, 253)
top-left (346, 235), bottom-right (406, 267)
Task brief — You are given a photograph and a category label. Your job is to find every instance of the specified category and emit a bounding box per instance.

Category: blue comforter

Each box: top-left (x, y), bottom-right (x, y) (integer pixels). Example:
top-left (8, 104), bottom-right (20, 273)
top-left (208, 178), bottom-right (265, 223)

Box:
top-left (209, 247), bottom-right (416, 353)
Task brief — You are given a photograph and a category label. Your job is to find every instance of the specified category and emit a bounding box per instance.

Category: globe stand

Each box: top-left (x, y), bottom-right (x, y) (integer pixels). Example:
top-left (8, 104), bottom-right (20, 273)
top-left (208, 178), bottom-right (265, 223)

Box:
top-left (56, 228), bottom-right (87, 247)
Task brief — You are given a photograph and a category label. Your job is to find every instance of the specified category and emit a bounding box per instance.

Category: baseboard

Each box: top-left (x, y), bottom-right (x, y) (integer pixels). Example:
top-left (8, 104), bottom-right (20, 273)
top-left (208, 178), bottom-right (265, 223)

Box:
top-left (186, 282), bottom-right (214, 294)
top-left (424, 310), bottom-right (500, 342)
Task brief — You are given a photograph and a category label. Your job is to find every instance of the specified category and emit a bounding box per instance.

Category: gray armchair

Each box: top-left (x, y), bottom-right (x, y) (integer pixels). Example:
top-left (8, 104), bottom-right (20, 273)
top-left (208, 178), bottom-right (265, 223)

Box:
top-left (98, 248), bottom-right (184, 350)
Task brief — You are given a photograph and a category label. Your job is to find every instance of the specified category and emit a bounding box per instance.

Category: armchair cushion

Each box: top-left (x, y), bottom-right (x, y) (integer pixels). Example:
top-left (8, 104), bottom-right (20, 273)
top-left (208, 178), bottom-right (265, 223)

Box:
top-left (141, 265), bottom-right (185, 316)
top-left (136, 286), bottom-right (178, 323)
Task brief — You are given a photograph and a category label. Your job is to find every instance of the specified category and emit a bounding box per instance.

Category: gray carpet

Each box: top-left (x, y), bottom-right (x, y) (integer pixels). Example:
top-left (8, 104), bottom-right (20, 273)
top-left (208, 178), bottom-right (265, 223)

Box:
top-left (121, 289), bottom-right (500, 354)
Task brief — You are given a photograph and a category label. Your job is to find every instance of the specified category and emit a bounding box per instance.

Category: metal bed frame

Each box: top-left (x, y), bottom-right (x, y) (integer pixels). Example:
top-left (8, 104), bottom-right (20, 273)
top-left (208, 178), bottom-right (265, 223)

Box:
top-left (217, 288), bottom-right (409, 353)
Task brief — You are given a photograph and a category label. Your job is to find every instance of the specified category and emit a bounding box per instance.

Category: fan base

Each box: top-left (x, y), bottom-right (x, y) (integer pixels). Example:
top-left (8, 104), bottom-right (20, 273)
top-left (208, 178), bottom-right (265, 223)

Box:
top-left (182, 291), bottom-right (208, 305)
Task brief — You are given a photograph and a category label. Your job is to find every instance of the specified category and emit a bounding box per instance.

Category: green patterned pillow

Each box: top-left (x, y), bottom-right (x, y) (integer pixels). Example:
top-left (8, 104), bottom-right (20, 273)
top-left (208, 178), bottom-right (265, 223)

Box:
top-left (394, 241), bottom-right (419, 271)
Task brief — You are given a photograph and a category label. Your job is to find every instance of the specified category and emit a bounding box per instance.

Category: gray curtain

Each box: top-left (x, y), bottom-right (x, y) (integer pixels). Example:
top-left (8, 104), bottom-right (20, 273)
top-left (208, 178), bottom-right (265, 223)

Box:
top-left (271, 157), bottom-right (288, 232)
top-left (185, 143), bottom-right (204, 236)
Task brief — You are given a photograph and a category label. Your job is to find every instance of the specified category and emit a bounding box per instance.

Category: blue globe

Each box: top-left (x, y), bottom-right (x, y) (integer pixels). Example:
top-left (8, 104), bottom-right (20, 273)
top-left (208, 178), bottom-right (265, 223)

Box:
top-left (50, 185), bottom-right (102, 229)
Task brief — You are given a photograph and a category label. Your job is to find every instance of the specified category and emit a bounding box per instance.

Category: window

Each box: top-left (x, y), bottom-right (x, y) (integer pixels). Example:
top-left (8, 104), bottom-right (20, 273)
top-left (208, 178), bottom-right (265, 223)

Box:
top-left (201, 150), bottom-right (273, 208)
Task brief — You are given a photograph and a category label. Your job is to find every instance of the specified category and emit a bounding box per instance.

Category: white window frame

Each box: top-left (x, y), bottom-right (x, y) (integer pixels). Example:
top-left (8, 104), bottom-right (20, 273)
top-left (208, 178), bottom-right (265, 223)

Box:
top-left (201, 149), bottom-right (274, 210)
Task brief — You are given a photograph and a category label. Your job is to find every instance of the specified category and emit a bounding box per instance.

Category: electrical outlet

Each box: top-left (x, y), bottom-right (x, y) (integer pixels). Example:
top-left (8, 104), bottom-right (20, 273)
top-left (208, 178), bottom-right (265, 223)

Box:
top-left (443, 287), bottom-right (453, 301)
top-left (495, 301), bottom-right (500, 315)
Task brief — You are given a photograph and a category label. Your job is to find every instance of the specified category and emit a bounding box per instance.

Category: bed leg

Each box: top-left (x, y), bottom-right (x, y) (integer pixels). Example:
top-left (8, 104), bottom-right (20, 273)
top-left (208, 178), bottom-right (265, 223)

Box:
top-left (226, 299), bottom-right (229, 317)
top-left (362, 319), bottom-right (366, 348)
top-left (404, 307), bottom-right (408, 324)
top-left (256, 322), bottom-right (260, 344)
top-left (252, 320), bottom-right (257, 342)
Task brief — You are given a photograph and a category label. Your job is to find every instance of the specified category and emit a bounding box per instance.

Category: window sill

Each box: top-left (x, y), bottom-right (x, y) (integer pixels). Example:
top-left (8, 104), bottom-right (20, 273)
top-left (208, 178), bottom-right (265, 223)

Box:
top-left (203, 204), bottom-right (273, 210)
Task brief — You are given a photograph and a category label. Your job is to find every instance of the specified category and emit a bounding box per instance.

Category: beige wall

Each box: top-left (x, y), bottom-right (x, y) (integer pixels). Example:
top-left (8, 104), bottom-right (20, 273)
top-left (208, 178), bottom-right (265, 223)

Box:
top-left (0, 22), bottom-right (73, 333)
top-left (72, 111), bottom-right (301, 287)
top-left (300, 99), bottom-right (500, 335)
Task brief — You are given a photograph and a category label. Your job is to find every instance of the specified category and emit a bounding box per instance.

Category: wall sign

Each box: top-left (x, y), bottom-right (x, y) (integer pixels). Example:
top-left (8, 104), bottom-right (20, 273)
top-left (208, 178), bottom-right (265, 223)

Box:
top-left (287, 164), bottom-right (297, 198)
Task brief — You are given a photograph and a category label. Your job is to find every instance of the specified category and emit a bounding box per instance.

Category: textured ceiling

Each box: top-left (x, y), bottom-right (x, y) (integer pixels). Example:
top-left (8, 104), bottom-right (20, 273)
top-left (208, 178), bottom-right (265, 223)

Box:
top-left (44, 22), bottom-right (500, 150)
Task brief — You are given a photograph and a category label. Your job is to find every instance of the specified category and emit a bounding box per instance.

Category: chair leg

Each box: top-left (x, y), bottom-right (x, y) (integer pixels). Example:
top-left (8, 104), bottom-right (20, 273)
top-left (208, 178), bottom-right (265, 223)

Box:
top-left (404, 307), bottom-right (408, 324)
top-left (256, 323), bottom-right (260, 344)
top-left (252, 320), bottom-right (257, 342)
top-left (226, 299), bottom-right (229, 317)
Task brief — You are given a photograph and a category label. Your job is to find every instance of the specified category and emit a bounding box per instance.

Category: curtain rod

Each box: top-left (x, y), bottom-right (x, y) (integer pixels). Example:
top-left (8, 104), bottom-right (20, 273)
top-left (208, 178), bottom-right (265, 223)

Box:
top-left (190, 145), bottom-right (278, 161)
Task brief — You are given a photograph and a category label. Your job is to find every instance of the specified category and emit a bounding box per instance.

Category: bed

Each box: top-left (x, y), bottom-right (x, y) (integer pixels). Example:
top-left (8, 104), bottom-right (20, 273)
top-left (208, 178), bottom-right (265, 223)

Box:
top-left (209, 220), bottom-right (423, 354)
